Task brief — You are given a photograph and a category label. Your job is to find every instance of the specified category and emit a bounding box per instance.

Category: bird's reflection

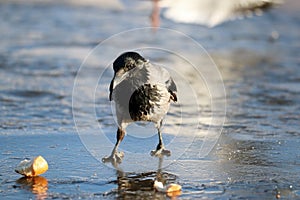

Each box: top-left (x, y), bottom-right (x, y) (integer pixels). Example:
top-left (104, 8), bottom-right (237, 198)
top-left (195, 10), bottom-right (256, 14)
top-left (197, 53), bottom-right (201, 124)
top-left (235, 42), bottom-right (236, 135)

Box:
top-left (108, 156), bottom-right (177, 198)
top-left (16, 176), bottom-right (48, 200)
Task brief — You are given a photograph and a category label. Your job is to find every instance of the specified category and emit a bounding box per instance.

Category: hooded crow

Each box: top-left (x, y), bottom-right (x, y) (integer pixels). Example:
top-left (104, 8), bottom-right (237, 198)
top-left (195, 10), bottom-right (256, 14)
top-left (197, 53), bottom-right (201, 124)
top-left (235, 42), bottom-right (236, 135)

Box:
top-left (102, 52), bottom-right (177, 164)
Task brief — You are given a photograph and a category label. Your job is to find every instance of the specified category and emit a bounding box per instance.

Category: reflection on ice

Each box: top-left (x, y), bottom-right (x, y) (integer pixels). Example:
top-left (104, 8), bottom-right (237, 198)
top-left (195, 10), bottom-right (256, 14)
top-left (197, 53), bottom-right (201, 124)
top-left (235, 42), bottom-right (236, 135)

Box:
top-left (16, 176), bottom-right (48, 200)
top-left (104, 156), bottom-right (179, 199)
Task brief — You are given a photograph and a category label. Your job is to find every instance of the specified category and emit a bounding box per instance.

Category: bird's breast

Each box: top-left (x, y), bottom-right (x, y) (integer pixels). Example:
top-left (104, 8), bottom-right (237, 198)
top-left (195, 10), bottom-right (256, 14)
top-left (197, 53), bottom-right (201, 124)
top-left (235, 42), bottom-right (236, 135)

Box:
top-left (129, 83), bottom-right (170, 122)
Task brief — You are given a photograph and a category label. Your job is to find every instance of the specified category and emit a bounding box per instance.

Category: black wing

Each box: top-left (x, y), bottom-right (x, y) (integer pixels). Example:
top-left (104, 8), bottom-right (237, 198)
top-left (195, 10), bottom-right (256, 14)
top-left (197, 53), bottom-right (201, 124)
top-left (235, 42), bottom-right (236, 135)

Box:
top-left (109, 78), bottom-right (114, 101)
top-left (167, 78), bottom-right (177, 102)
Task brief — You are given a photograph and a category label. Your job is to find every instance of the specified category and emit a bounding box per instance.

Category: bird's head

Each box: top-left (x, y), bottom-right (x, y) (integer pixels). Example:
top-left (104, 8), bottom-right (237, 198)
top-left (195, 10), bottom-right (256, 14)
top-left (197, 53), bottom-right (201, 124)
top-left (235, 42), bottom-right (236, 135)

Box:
top-left (113, 52), bottom-right (147, 74)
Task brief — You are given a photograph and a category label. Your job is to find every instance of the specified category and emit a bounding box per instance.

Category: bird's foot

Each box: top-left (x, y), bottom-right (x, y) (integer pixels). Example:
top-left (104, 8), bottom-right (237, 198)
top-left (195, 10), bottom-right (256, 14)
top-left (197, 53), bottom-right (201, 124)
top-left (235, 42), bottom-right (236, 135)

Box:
top-left (150, 148), bottom-right (171, 157)
top-left (102, 151), bottom-right (124, 164)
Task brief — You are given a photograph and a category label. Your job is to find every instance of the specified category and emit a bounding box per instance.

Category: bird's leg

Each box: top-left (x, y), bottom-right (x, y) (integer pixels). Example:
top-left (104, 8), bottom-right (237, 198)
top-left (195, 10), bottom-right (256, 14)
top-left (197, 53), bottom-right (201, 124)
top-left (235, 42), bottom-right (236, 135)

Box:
top-left (151, 0), bottom-right (160, 30)
top-left (151, 121), bottom-right (171, 157)
top-left (102, 128), bottom-right (125, 164)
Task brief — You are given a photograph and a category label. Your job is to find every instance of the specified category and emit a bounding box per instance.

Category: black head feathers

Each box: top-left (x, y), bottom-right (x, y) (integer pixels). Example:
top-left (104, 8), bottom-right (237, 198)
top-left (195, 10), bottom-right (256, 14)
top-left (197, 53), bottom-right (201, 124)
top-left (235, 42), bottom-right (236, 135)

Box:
top-left (113, 52), bottom-right (147, 73)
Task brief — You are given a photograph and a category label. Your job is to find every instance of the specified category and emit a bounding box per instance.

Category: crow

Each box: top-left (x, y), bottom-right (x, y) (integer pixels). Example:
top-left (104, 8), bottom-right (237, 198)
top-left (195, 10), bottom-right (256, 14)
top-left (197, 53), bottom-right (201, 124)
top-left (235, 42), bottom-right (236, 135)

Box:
top-left (102, 52), bottom-right (177, 164)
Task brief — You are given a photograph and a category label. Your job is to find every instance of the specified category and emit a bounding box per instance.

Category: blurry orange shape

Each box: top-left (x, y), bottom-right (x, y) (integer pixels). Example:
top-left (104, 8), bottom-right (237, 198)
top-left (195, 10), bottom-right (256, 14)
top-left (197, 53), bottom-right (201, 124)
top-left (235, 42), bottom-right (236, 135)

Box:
top-left (16, 176), bottom-right (48, 200)
top-left (15, 156), bottom-right (48, 177)
top-left (166, 183), bottom-right (182, 197)
top-left (166, 183), bottom-right (182, 192)
top-left (167, 190), bottom-right (182, 197)
top-left (154, 180), bottom-right (182, 197)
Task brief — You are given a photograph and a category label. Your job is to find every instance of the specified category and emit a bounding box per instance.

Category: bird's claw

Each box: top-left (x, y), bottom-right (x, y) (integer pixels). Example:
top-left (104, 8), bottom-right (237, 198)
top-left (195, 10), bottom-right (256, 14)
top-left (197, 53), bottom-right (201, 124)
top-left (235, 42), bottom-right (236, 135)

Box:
top-left (102, 151), bottom-right (124, 164)
top-left (150, 148), bottom-right (171, 157)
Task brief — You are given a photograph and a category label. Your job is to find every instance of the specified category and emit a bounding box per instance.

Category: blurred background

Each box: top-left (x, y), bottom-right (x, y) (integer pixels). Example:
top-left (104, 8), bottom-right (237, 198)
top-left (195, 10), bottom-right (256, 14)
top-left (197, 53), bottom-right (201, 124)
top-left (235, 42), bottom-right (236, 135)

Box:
top-left (0, 0), bottom-right (299, 199)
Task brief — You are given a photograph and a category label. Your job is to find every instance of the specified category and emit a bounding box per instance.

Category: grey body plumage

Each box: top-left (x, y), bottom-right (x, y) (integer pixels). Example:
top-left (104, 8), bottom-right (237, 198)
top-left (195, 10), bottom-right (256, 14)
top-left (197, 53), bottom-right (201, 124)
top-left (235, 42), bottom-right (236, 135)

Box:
top-left (102, 52), bottom-right (177, 164)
